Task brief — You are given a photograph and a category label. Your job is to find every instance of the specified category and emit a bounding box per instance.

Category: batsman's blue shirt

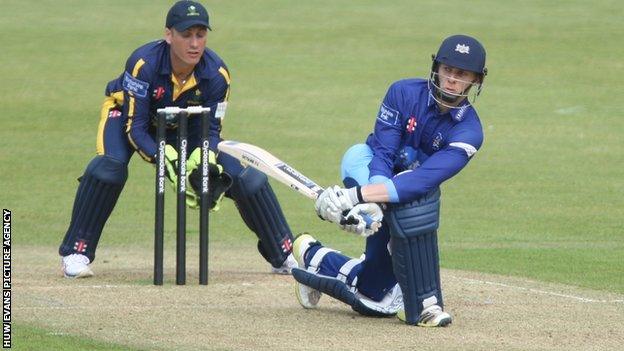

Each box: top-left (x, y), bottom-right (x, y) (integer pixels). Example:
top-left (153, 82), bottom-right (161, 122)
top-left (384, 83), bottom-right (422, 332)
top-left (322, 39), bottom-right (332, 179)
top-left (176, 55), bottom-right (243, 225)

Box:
top-left (103, 40), bottom-right (230, 162)
top-left (365, 79), bottom-right (484, 202)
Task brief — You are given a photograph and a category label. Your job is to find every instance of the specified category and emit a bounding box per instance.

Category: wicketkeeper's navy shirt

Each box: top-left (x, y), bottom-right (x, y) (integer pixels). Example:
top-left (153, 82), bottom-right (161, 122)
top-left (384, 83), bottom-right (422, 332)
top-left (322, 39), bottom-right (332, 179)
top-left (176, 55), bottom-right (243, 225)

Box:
top-left (104, 40), bottom-right (230, 162)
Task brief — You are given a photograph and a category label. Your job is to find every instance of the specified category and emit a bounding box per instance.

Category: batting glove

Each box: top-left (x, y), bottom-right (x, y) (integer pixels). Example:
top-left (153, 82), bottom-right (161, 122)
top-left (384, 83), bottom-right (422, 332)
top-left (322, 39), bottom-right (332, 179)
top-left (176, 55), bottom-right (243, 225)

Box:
top-left (339, 203), bottom-right (383, 237)
top-left (315, 185), bottom-right (362, 224)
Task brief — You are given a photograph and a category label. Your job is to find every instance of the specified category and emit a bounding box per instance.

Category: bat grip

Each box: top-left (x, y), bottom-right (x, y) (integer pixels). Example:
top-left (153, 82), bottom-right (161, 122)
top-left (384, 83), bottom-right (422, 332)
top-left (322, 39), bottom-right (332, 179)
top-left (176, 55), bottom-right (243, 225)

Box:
top-left (361, 213), bottom-right (375, 228)
top-left (340, 210), bottom-right (377, 229)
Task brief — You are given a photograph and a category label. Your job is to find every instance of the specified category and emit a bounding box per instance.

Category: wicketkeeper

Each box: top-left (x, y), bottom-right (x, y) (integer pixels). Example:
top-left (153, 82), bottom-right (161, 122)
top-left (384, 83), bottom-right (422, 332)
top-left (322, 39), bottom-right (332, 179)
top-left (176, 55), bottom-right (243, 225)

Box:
top-left (59, 1), bottom-right (297, 278)
top-left (291, 34), bottom-right (487, 327)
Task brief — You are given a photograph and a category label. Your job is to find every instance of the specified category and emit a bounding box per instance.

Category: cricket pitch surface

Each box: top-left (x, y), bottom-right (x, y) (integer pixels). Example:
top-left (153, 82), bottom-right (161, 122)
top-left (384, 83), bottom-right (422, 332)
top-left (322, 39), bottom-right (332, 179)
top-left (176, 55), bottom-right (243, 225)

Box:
top-left (15, 245), bottom-right (624, 351)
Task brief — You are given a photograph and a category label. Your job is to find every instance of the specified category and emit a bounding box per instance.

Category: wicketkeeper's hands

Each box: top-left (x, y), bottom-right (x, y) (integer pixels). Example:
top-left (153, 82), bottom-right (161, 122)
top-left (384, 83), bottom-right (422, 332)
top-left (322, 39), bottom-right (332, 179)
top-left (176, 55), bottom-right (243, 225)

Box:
top-left (186, 147), bottom-right (233, 211)
top-left (315, 185), bottom-right (361, 224)
top-left (339, 203), bottom-right (383, 237)
top-left (164, 144), bottom-right (179, 188)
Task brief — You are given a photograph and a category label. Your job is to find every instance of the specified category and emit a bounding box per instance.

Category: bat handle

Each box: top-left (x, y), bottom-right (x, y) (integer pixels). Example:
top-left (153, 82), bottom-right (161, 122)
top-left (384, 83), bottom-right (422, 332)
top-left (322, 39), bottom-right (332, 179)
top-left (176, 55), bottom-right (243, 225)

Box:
top-left (340, 211), bottom-right (379, 229)
top-left (361, 213), bottom-right (380, 230)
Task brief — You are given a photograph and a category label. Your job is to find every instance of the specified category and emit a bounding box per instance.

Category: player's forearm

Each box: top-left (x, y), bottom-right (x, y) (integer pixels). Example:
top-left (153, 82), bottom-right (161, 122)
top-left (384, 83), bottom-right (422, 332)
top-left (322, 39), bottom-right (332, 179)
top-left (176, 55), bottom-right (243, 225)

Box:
top-left (361, 183), bottom-right (391, 203)
top-left (390, 148), bottom-right (469, 202)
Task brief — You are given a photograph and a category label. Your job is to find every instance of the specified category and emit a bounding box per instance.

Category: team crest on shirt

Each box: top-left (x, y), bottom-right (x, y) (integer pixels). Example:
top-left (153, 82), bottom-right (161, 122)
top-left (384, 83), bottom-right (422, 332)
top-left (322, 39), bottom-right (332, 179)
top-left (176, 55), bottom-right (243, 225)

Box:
top-left (432, 132), bottom-right (444, 151)
top-left (186, 90), bottom-right (203, 105)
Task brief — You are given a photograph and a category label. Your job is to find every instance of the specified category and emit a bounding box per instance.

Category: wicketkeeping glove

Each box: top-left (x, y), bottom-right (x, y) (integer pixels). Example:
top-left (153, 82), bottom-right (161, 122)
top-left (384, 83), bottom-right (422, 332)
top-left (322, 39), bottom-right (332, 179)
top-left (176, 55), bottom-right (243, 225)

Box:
top-left (186, 147), bottom-right (233, 211)
top-left (163, 144), bottom-right (179, 189)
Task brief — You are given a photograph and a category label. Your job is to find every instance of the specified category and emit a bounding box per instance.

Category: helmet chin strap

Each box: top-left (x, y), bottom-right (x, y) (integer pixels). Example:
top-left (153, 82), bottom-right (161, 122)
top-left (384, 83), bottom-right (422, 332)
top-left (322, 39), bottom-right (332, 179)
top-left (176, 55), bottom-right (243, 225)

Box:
top-left (428, 80), bottom-right (466, 109)
top-left (437, 89), bottom-right (461, 103)
top-left (428, 71), bottom-right (481, 109)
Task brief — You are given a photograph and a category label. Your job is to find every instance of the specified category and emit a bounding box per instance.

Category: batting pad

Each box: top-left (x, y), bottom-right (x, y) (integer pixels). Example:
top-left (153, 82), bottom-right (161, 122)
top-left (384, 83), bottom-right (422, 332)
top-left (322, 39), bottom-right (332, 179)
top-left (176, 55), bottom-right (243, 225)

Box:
top-left (387, 188), bottom-right (443, 325)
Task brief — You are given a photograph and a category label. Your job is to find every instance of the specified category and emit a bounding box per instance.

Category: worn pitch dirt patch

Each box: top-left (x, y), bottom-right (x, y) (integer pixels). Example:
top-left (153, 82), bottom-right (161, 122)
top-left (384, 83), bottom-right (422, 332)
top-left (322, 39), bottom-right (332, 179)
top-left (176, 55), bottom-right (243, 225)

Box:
top-left (15, 245), bottom-right (624, 351)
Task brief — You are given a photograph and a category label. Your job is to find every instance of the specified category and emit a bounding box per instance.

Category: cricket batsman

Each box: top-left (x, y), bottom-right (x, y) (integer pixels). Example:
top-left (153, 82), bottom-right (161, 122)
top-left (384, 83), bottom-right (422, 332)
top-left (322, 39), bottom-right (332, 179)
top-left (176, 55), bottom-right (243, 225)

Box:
top-left (59, 1), bottom-right (297, 278)
top-left (290, 34), bottom-right (487, 326)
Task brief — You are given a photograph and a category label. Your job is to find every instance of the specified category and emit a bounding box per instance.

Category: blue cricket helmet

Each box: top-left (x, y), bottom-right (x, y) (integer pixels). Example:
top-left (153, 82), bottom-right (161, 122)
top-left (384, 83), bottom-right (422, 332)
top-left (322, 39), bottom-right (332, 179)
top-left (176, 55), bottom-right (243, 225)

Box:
top-left (428, 35), bottom-right (487, 108)
top-left (433, 34), bottom-right (487, 76)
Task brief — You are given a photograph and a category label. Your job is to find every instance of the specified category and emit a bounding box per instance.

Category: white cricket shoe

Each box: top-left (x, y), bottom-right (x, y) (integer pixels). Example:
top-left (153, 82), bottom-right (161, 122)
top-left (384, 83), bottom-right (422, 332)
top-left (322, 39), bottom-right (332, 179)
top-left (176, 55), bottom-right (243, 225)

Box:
top-left (357, 284), bottom-right (404, 315)
top-left (397, 304), bottom-right (452, 327)
top-left (292, 234), bottom-right (322, 308)
top-left (61, 254), bottom-right (94, 278)
top-left (271, 253), bottom-right (298, 275)
top-left (294, 276), bottom-right (322, 309)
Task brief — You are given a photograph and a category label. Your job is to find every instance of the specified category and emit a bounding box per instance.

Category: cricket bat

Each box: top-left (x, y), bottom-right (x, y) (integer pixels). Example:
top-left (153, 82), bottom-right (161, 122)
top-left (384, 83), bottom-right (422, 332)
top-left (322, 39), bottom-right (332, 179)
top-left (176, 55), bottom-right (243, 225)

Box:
top-left (217, 140), bottom-right (378, 230)
top-left (217, 140), bottom-right (323, 200)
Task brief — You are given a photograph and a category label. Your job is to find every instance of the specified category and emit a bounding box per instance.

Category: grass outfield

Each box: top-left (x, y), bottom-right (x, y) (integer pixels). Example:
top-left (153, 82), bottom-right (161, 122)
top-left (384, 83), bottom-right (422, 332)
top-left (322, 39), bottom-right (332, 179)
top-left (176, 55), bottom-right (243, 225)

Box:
top-left (3, 0), bottom-right (623, 349)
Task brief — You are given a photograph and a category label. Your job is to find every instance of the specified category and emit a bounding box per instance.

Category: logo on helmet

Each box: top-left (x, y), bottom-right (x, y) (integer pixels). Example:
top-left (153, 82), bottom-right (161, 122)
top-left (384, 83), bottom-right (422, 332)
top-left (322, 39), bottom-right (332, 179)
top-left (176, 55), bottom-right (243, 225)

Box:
top-left (455, 44), bottom-right (470, 54)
